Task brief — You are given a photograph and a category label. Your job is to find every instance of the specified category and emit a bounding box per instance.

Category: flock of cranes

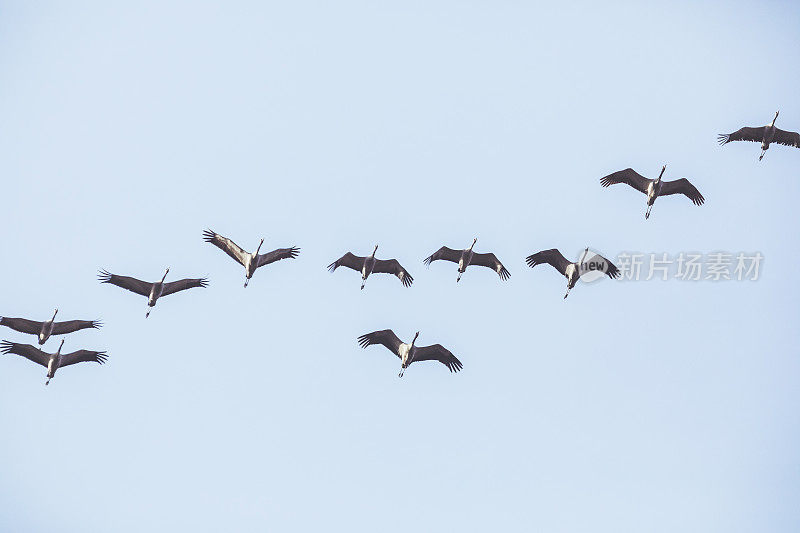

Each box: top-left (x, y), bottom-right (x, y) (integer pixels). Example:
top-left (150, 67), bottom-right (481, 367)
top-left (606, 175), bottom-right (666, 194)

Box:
top-left (1, 112), bottom-right (798, 383)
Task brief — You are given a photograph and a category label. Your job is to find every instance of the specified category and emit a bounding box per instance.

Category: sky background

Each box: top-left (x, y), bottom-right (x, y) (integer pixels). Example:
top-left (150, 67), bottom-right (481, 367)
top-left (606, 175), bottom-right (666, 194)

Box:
top-left (1, 1), bottom-right (799, 531)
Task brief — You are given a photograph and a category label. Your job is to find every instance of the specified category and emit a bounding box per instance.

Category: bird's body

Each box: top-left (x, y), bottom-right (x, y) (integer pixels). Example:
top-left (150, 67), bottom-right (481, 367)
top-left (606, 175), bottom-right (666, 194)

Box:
top-left (526, 247), bottom-right (620, 298)
top-left (357, 329), bottom-right (462, 377)
top-left (1, 339), bottom-right (108, 385)
top-left (148, 280), bottom-right (165, 309)
top-left (203, 229), bottom-right (299, 287)
top-left (424, 238), bottom-right (510, 282)
top-left (0, 309), bottom-right (100, 345)
top-left (98, 268), bottom-right (208, 317)
top-left (362, 254), bottom-right (376, 284)
top-left (328, 245), bottom-right (413, 289)
top-left (457, 247), bottom-right (474, 280)
top-left (600, 165), bottom-right (705, 219)
top-left (718, 111), bottom-right (800, 160)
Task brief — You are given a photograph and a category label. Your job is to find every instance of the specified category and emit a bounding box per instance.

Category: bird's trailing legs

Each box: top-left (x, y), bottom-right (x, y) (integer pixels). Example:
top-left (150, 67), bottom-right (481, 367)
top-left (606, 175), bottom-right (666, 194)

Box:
top-left (45, 377), bottom-right (50, 386)
top-left (398, 367), bottom-right (405, 378)
top-left (759, 149), bottom-right (766, 161)
top-left (361, 278), bottom-right (366, 290)
top-left (146, 305), bottom-right (153, 318)
top-left (244, 277), bottom-right (250, 288)
top-left (456, 271), bottom-right (463, 283)
top-left (645, 204), bottom-right (653, 220)
top-left (564, 286), bottom-right (571, 299)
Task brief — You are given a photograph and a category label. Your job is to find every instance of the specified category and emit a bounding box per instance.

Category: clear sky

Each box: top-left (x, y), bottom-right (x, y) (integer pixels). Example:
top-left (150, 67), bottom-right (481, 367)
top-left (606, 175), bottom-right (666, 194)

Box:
top-left (1, 1), bottom-right (798, 531)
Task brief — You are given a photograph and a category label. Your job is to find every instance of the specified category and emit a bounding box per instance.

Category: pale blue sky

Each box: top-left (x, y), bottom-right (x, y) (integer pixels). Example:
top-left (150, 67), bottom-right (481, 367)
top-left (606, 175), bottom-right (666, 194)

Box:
top-left (1, 1), bottom-right (799, 531)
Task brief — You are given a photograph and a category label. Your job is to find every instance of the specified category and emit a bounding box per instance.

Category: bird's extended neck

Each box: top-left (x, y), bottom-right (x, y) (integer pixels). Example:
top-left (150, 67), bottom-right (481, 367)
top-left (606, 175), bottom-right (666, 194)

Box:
top-left (468, 238), bottom-right (477, 251)
top-left (771, 111), bottom-right (779, 127)
top-left (656, 165), bottom-right (666, 182)
top-left (580, 247), bottom-right (589, 265)
top-left (371, 245), bottom-right (378, 258)
top-left (51, 308), bottom-right (58, 321)
top-left (56, 339), bottom-right (64, 355)
top-left (161, 268), bottom-right (169, 283)
top-left (255, 239), bottom-right (264, 256)
top-left (411, 332), bottom-right (420, 348)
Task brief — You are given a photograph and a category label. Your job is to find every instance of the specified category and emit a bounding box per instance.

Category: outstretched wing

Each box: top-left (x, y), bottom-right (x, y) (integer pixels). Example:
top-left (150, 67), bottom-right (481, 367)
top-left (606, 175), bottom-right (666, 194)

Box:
top-left (592, 254), bottom-right (621, 279)
top-left (257, 247), bottom-right (300, 268)
top-left (98, 270), bottom-right (152, 296)
top-left (412, 344), bottom-right (463, 373)
top-left (0, 341), bottom-right (49, 367)
top-left (202, 229), bottom-right (249, 267)
top-left (717, 126), bottom-right (765, 145)
top-left (0, 317), bottom-right (44, 335)
top-left (423, 246), bottom-right (461, 266)
top-left (660, 178), bottom-right (705, 206)
top-left (470, 252), bottom-right (510, 280)
top-left (372, 259), bottom-right (414, 287)
top-left (357, 329), bottom-right (404, 358)
top-left (51, 320), bottom-right (102, 335)
top-left (525, 248), bottom-right (572, 276)
top-left (327, 252), bottom-right (365, 273)
top-left (599, 168), bottom-right (651, 194)
top-left (59, 349), bottom-right (108, 368)
top-left (773, 128), bottom-right (800, 148)
top-left (161, 278), bottom-right (209, 296)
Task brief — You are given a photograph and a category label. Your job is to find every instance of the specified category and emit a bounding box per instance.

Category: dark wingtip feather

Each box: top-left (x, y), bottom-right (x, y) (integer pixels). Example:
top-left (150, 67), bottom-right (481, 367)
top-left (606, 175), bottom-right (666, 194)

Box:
top-left (96, 351), bottom-right (109, 364)
top-left (198, 278), bottom-right (210, 288)
top-left (605, 263), bottom-right (621, 279)
top-left (423, 255), bottom-right (433, 267)
top-left (0, 340), bottom-right (13, 354)
top-left (402, 274), bottom-right (414, 287)
top-left (525, 255), bottom-right (539, 268)
top-left (97, 269), bottom-right (112, 283)
top-left (717, 134), bottom-right (730, 145)
top-left (287, 246), bottom-right (301, 259)
top-left (92, 320), bottom-right (103, 329)
top-left (357, 334), bottom-right (372, 349)
top-left (202, 229), bottom-right (217, 242)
